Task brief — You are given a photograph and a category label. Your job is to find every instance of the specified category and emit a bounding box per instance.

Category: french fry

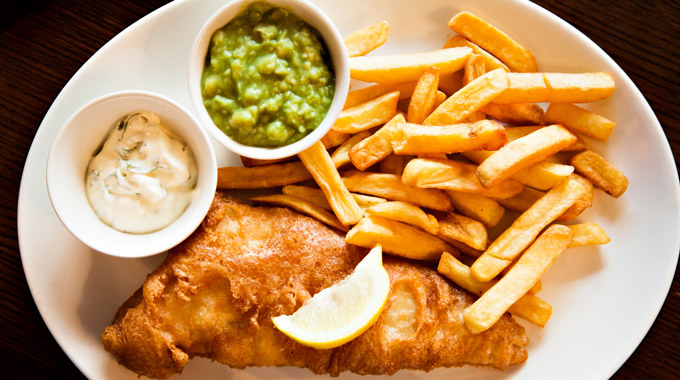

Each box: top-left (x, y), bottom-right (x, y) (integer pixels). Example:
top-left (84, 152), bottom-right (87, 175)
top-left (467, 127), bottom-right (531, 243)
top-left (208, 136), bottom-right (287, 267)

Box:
top-left (569, 150), bottom-right (628, 198)
top-left (439, 253), bottom-right (487, 291)
top-left (492, 72), bottom-right (615, 104)
top-left (438, 70), bottom-right (464, 96)
top-left (348, 113), bottom-right (405, 171)
top-left (282, 185), bottom-right (333, 211)
top-left (240, 156), bottom-right (295, 167)
top-left (462, 148), bottom-right (494, 164)
top-left (349, 47), bottom-right (472, 84)
top-left (561, 133), bottom-right (588, 152)
top-left (352, 193), bottom-right (387, 209)
top-left (342, 170), bottom-right (452, 211)
top-left (448, 11), bottom-right (537, 73)
top-left (217, 161), bottom-right (311, 189)
top-left (496, 186), bottom-right (544, 213)
top-left (566, 222), bottom-right (610, 247)
top-left (498, 258), bottom-right (543, 295)
top-left (437, 213), bottom-right (488, 251)
top-left (481, 102), bottom-right (545, 125)
top-left (320, 129), bottom-right (351, 149)
top-left (464, 224), bottom-right (573, 333)
top-left (407, 66), bottom-right (440, 124)
top-left (344, 20), bottom-right (389, 57)
top-left (346, 215), bottom-right (454, 261)
top-left (476, 124), bottom-right (577, 189)
top-left (392, 120), bottom-right (507, 155)
top-left (463, 54), bottom-right (486, 86)
top-left (463, 54), bottom-right (487, 122)
top-left (442, 35), bottom-right (510, 72)
top-left (344, 82), bottom-right (417, 109)
top-left (502, 258), bottom-right (545, 294)
top-left (504, 125), bottom-right (586, 153)
top-left (446, 190), bottom-right (505, 228)
top-left (331, 131), bottom-right (372, 169)
top-left (511, 292), bottom-right (554, 325)
top-left (438, 252), bottom-right (552, 327)
top-left (365, 201), bottom-right (439, 234)
top-left (402, 158), bottom-right (524, 199)
top-left (282, 185), bottom-right (387, 212)
top-left (298, 142), bottom-right (363, 226)
top-left (465, 126), bottom-right (577, 189)
top-left (332, 91), bottom-right (399, 133)
top-left (249, 194), bottom-right (348, 232)
top-left (378, 154), bottom-right (409, 175)
top-left (492, 72), bottom-right (545, 103)
top-left (556, 173), bottom-right (594, 221)
top-left (467, 110), bottom-right (486, 123)
top-left (448, 239), bottom-right (484, 259)
top-left (466, 148), bottom-right (575, 191)
top-left (511, 161), bottom-right (575, 191)
top-left (498, 174), bottom-right (593, 220)
top-left (502, 125), bottom-right (541, 140)
top-left (470, 177), bottom-right (586, 281)
top-left (545, 103), bottom-right (615, 141)
top-left (465, 125), bottom-right (550, 149)
top-left (423, 68), bottom-right (509, 126)
top-left (527, 280), bottom-right (542, 295)
top-left (434, 90), bottom-right (447, 108)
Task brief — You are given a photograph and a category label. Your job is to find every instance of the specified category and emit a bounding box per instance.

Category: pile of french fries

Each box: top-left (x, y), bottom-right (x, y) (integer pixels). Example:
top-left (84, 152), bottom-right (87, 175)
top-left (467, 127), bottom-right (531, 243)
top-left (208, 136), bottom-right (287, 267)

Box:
top-left (217, 11), bottom-right (628, 335)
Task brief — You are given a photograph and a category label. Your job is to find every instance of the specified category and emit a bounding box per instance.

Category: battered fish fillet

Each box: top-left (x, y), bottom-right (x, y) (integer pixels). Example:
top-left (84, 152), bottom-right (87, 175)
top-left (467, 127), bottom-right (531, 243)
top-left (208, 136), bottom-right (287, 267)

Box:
top-left (102, 193), bottom-right (528, 379)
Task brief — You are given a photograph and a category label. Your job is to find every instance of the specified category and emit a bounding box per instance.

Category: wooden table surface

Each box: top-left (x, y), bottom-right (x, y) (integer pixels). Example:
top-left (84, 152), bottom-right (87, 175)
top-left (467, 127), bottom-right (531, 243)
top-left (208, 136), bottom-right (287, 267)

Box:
top-left (1, 0), bottom-right (678, 378)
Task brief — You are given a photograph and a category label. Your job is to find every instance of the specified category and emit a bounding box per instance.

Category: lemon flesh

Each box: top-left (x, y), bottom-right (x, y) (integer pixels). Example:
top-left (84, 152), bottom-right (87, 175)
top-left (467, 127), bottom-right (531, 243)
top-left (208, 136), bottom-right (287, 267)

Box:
top-left (272, 244), bottom-right (391, 349)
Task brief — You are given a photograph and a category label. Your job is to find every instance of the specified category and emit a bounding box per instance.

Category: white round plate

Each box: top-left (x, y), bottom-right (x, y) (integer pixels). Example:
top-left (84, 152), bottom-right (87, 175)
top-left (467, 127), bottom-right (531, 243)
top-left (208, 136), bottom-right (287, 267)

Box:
top-left (17, 0), bottom-right (680, 379)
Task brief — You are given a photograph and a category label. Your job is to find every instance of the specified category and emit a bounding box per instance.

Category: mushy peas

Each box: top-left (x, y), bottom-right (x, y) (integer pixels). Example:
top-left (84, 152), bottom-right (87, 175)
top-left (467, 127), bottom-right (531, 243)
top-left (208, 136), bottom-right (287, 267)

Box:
top-left (201, 2), bottom-right (335, 147)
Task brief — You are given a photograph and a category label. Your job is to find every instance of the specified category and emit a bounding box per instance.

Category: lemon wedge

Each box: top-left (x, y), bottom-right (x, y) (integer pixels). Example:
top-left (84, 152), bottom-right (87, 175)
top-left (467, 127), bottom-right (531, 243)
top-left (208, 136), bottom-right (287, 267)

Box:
top-left (272, 244), bottom-right (390, 349)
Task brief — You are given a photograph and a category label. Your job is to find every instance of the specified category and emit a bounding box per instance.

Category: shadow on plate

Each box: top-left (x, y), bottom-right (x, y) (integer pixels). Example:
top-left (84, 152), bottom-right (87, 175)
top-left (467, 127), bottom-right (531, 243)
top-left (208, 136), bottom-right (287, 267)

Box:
top-left (77, 250), bottom-right (165, 341)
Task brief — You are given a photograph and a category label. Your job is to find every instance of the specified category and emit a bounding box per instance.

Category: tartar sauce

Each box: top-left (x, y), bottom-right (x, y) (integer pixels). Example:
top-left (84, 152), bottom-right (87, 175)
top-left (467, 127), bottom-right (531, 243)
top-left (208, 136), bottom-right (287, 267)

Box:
top-left (85, 112), bottom-right (198, 233)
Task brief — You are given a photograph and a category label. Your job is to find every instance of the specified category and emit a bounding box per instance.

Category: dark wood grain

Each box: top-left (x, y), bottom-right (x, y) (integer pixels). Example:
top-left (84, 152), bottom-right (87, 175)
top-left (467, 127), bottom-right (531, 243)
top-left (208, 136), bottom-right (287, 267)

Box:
top-left (1, 0), bottom-right (678, 379)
